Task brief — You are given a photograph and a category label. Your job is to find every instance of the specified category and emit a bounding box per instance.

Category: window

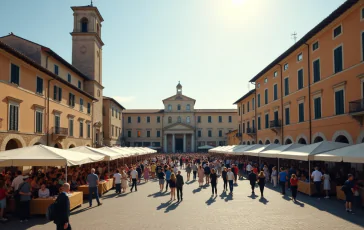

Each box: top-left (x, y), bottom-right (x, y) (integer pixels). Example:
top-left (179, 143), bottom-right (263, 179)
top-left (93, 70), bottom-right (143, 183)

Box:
top-left (128, 130), bottom-right (131, 138)
top-left (81, 17), bottom-right (88, 32)
top-left (208, 116), bottom-right (212, 123)
top-left (274, 71), bottom-right (278, 78)
top-left (238, 106), bottom-right (240, 116)
top-left (79, 121), bottom-right (83, 137)
top-left (297, 69), bottom-right (304, 90)
top-left (257, 94), bottom-right (261, 107)
top-left (177, 116), bottom-right (182, 123)
top-left (242, 104), bottom-right (245, 114)
top-left (313, 59), bottom-right (321, 83)
top-left (333, 25), bottom-right (342, 38)
top-left (168, 105), bottom-right (172, 111)
top-left (335, 89), bottom-right (345, 115)
top-left (314, 97), bottom-right (322, 119)
top-left (218, 116), bottom-right (222, 123)
top-left (128, 117), bottom-right (131, 123)
top-left (115, 110), bottom-right (118, 119)
top-left (147, 116), bottom-right (150, 123)
top-left (257, 116), bottom-right (261, 130)
top-left (334, 46), bottom-right (343, 73)
top-left (362, 32), bottom-right (364, 61)
top-left (219, 130), bottom-right (222, 137)
top-left (285, 107), bottom-right (290, 125)
top-left (157, 130), bottom-right (160, 137)
top-left (87, 123), bottom-right (91, 138)
top-left (10, 64), bottom-right (20, 85)
top-left (298, 103), bottom-right (304, 122)
top-left (137, 116), bottom-right (141, 123)
top-left (284, 63), bottom-right (288, 71)
top-left (79, 98), bottom-right (83, 111)
top-left (36, 77), bottom-right (43, 94)
top-left (297, 53), bottom-right (303, 61)
top-left (362, 8), bottom-right (364, 19)
top-left (69, 119), bottom-right (74, 136)
top-left (168, 117), bottom-right (172, 123)
top-left (264, 78), bottom-right (268, 83)
top-left (186, 104), bottom-right (190, 111)
top-left (87, 103), bottom-right (91, 114)
top-left (35, 110), bottom-right (43, 133)
top-left (284, 78), bottom-right (289, 96)
top-left (273, 84), bottom-right (278, 100)
top-left (242, 123), bottom-right (245, 133)
top-left (67, 74), bottom-right (71, 83)
top-left (247, 101), bottom-right (250, 112)
top-left (54, 114), bottom-right (60, 130)
top-left (157, 116), bottom-right (160, 123)
top-left (54, 65), bottom-right (59, 75)
top-left (252, 98), bottom-right (255, 110)
top-left (313, 41), bottom-right (319, 51)
top-left (78, 81), bottom-right (82, 89)
top-left (228, 116), bottom-right (232, 123)
top-left (186, 116), bottom-right (190, 123)
top-left (68, 93), bottom-right (75, 107)
top-left (119, 112), bottom-right (121, 120)
top-left (111, 125), bottom-right (114, 136)
top-left (197, 116), bottom-right (201, 123)
top-left (265, 114), bottom-right (269, 129)
top-left (198, 130), bottom-right (201, 137)
top-left (177, 105), bottom-right (181, 111)
top-left (112, 107), bottom-right (114, 117)
top-left (147, 131), bottom-right (150, 137)
top-left (264, 89), bottom-right (268, 104)
top-left (257, 83), bottom-right (260, 88)
top-left (208, 130), bottom-right (212, 137)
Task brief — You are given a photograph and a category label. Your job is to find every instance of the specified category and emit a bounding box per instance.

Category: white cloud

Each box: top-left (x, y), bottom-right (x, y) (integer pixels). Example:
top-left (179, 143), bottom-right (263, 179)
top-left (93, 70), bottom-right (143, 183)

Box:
top-left (112, 96), bottom-right (135, 103)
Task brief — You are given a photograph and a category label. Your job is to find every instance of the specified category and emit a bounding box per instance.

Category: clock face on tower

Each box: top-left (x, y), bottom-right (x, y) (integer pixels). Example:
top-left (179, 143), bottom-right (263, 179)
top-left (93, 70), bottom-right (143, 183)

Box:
top-left (80, 45), bottom-right (87, 54)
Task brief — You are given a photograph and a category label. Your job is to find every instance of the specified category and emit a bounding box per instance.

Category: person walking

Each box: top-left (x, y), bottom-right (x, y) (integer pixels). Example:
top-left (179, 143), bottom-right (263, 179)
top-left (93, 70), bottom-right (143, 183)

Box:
top-left (278, 167), bottom-right (287, 195)
top-left (130, 167), bottom-right (138, 192)
top-left (169, 173), bottom-right (177, 201)
top-left (204, 163), bottom-right (211, 185)
top-left (311, 167), bottom-right (323, 199)
top-left (248, 170), bottom-right (257, 195)
top-left (157, 169), bottom-right (165, 192)
top-left (144, 165), bottom-right (150, 182)
top-left (121, 170), bottom-right (128, 193)
top-left (343, 174), bottom-right (355, 214)
top-left (198, 165), bottom-right (205, 187)
top-left (176, 171), bottom-right (184, 202)
top-left (0, 179), bottom-right (8, 222)
top-left (113, 170), bottom-right (122, 194)
top-left (165, 167), bottom-right (171, 192)
top-left (210, 168), bottom-right (218, 196)
top-left (54, 183), bottom-right (71, 230)
top-left (227, 168), bottom-right (235, 195)
top-left (18, 175), bottom-right (31, 222)
top-left (263, 165), bottom-right (270, 183)
top-left (271, 166), bottom-right (278, 187)
top-left (246, 162), bottom-right (252, 176)
top-left (186, 164), bottom-right (192, 181)
top-left (323, 170), bottom-right (331, 199)
top-left (257, 171), bottom-right (266, 198)
top-left (290, 174), bottom-right (298, 202)
top-left (87, 168), bottom-right (102, 207)
top-left (222, 167), bottom-right (228, 192)
top-left (192, 163), bottom-right (198, 180)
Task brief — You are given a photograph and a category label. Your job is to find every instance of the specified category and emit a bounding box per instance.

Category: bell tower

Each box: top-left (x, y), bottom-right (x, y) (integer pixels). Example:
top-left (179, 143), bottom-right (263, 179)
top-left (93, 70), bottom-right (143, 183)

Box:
top-left (176, 81), bottom-right (182, 95)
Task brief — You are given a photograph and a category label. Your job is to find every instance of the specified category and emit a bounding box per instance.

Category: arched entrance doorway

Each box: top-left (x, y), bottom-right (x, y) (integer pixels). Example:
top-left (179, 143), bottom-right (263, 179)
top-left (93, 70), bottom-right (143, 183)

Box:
top-left (297, 138), bottom-right (306, 144)
top-left (5, 139), bottom-right (22, 150)
top-left (314, 136), bottom-right (324, 143)
top-left (247, 141), bottom-right (250, 145)
top-left (265, 140), bottom-right (270, 145)
top-left (54, 143), bottom-right (62, 149)
top-left (274, 139), bottom-right (280, 144)
top-left (69, 144), bottom-right (75, 149)
top-left (285, 139), bottom-right (292, 145)
top-left (335, 135), bottom-right (349, 144)
top-left (258, 140), bottom-right (263, 144)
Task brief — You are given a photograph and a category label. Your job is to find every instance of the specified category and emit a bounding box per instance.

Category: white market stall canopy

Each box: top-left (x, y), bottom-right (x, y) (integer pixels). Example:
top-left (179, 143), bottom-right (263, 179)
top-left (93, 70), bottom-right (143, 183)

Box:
top-left (244, 144), bottom-right (281, 157)
top-left (218, 145), bottom-right (237, 154)
top-left (111, 147), bottom-right (136, 157)
top-left (259, 144), bottom-right (304, 158)
top-left (69, 146), bottom-right (123, 161)
top-left (0, 145), bottom-right (105, 167)
top-left (275, 141), bottom-right (349, 161)
top-left (313, 143), bottom-right (364, 163)
top-left (208, 146), bottom-right (223, 153)
top-left (198, 145), bottom-right (215, 150)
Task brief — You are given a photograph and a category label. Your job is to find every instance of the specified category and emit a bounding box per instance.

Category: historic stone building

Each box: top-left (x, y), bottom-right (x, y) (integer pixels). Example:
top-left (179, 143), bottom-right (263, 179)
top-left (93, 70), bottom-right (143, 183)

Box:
top-left (123, 83), bottom-right (237, 152)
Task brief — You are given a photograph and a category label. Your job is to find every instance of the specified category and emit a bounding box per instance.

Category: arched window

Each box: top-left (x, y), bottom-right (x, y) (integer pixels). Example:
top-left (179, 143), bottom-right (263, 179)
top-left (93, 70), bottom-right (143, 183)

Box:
top-left (265, 140), bottom-right (270, 145)
top-left (177, 116), bottom-right (181, 123)
top-left (247, 141), bottom-right (250, 145)
top-left (186, 116), bottom-right (190, 123)
top-left (186, 104), bottom-right (190, 111)
top-left (168, 117), bottom-right (172, 124)
top-left (258, 140), bottom-right (263, 144)
top-left (285, 139), bottom-right (292, 145)
top-left (168, 104), bottom-right (172, 111)
top-left (252, 141), bottom-right (255, 145)
top-left (335, 135), bottom-right (349, 144)
top-left (177, 105), bottom-right (181, 111)
top-left (298, 138), bottom-right (307, 144)
top-left (274, 139), bottom-right (280, 144)
top-left (314, 136), bottom-right (324, 143)
top-left (81, 18), bottom-right (88, 32)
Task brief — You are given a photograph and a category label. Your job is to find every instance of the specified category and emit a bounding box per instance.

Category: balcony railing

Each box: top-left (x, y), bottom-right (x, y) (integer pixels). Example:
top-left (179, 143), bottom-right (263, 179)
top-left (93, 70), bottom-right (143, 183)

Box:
top-left (246, 127), bottom-right (256, 134)
top-left (53, 127), bottom-right (68, 136)
top-left (349, 99), bottom-right (364, 114)
top-left (269, 120), bottom-right (282, 128)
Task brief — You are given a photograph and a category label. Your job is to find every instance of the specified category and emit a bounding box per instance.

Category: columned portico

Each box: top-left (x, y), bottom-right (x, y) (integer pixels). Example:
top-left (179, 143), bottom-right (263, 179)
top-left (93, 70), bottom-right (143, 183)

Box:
top-left (163, 134), bottom-right (167, 152)
top-left (172, 134), bottom-right (175, 153)
top-left (183, 134), bottom-right (186, 152)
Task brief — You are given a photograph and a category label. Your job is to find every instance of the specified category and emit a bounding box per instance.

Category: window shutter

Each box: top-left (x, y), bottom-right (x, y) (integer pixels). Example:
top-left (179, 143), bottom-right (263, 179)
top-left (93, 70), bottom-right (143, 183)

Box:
top-left (58, 88), bottom-right (62, 101)
top-left (69, 93), bottom-right (72, 106)
top-left (14, 105), bottom-right (19, 130)
top-left (53, 86), bottom-right (57, 100)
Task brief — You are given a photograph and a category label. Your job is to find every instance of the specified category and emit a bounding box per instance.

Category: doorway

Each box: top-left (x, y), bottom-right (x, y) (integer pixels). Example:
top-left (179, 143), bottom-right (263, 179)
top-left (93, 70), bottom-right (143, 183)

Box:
top-left (175, 139), bottom-right (183, 152)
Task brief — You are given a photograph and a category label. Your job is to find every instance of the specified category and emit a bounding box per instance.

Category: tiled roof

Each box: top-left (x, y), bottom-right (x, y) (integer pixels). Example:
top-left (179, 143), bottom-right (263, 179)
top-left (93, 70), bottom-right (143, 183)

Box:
top-left (233, 89), bottom-right (256, 104)
top-left (103, 97), bottom-right (125, 110)
top-left (123, 109), bottom-right (165, 114)
top-left (194, 109), bottom-right (237, 113)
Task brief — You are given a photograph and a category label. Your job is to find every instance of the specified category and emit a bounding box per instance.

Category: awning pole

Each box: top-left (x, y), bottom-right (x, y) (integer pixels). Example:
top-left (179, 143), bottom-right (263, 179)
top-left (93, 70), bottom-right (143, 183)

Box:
top-left (65, 165), bottom-right (68, 183)
top-left (309, 160), bottom-right (311, 196)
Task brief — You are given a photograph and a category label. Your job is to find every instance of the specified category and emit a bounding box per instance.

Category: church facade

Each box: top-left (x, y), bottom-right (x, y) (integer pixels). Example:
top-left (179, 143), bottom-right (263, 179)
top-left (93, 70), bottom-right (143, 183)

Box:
top-left (123, 83), bottom-right (237, 152)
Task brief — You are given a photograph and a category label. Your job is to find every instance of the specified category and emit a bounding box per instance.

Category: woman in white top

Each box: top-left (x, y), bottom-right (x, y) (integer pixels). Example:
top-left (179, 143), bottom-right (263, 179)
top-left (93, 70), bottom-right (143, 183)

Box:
top-left (38, 184), bottom-right (50, 198)
top-left (271, 166), bottom-right (278, 187)
top-left (323, 170), bottom-right (331, 199)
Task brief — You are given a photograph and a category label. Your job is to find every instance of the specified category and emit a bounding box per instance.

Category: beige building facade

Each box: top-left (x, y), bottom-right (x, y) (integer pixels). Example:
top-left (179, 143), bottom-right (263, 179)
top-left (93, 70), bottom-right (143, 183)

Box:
top-left (123, 83), bottom-right (237, 152)
top-left (103, 97), bottom-right (125, 146)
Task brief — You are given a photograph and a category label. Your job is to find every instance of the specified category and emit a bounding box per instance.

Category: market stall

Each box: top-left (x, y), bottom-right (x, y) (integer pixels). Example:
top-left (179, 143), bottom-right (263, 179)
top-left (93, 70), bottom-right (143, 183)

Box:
top-left (78, 178), bottom-right (114, 196)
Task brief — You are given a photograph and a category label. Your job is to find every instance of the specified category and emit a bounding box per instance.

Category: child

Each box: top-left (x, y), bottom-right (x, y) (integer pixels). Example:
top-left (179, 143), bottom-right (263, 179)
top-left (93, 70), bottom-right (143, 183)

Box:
top-left (0, 180), bottom-right (8, 221)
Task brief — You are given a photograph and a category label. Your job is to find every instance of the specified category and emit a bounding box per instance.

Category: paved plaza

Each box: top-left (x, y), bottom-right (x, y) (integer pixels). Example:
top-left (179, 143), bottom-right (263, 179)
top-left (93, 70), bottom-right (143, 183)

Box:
top-left (4, 172), bottom-right (364, 230)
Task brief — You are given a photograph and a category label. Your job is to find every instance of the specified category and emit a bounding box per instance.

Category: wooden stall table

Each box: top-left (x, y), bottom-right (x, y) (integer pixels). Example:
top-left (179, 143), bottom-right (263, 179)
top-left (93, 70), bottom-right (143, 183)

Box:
top-left (359, 187), bottom-right (364, 207)
top-left (336, 186), bottom-right (345, 200)
top-left (78, 178), bottom-right (114, 197)
top-left (297, 181), bottom-right (313, 195)
top-left (30, 191), bottom-right (83, 215)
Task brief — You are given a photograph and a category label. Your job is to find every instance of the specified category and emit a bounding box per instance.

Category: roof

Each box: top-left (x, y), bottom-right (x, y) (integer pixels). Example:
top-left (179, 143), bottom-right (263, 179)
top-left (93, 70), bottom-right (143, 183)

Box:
top-left (0, 34), bottom-right (91, 81)
top-left (233, 89), bottom-right (256, 104)
top-left (194, 109), bottom-right (237, 113)
top-left (123, 109), bottom-right (165, 114)
top-left (0, 40), bottom-right (97, 101)
top-left (162, 94), bottom-right (196, 104)
top-left (103, 97), bottom-right (125, 110)
top-left (249, 0), bottom-right (359, 82)
top-left (71, 5), bottom-right (104, 22)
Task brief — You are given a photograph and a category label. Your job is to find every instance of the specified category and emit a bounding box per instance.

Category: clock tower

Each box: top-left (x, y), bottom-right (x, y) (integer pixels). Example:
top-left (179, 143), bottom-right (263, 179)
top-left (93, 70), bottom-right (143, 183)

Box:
top-left (71, 4), bottom-right (104, 146)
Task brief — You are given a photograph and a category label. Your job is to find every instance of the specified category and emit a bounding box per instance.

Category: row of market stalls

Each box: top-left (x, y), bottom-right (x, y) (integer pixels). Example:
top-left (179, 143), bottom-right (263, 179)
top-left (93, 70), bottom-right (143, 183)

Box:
top-left (209, 141), bottom-right (364, 204)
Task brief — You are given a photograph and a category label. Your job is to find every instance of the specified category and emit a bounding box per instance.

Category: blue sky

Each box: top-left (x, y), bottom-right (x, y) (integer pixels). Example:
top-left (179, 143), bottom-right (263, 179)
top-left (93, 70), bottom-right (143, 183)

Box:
top-left (0, 0), bottom-right (346, 109)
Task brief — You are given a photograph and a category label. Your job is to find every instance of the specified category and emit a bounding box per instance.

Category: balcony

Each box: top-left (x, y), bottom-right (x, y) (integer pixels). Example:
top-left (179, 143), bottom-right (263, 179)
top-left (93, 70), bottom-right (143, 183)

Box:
top-left (269, 120), bottom-right (282, 134)
top-left (349, 99), bottom-right (364, 125)
top-left (52, 127), bottom-right (68, 140)
top-left (246, 127), bottom-right (256, 137)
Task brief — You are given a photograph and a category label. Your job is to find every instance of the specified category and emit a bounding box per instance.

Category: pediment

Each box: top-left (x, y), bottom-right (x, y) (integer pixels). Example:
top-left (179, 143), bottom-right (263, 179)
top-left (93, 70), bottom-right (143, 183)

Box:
top-left (162, 94), bottom-right (196, 103)
top-left (164, 122), bottom-right (195, 131)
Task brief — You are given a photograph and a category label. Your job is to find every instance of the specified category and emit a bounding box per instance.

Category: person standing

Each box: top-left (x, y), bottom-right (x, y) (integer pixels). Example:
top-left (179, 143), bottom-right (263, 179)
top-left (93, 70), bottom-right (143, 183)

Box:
top-left (113, 170), bottom-right (122, 194)
top-left (176, 171), bottom-right (184, 202)
top-left (11, 170), bottom-right (23, 219)
top-left (0, 180), bottom-right (8, 221)
top-left (87, 168), bottom-right (102, 207)
top-left (233, 164), bottom-right (239, 184)
top-left (197, 165), bottom-right (205, 187)
top-left (144, 165), bottom-right (150, 182)
top-left (192, 163), bottom-right (198, 180)
top-left (226, 168), bottom-right (235, 195)
top-left (158, 169), bottom-right (165, 192)
top-left (290, 174), bottom-right (298, 202)
top-left (257, 171), bottom-right (266, 198)
top-left (204, 163), bottom-right (211, 185)
top-left (54, 183), bottom-right (71, 230)
top-left (222, 167), bottom-right (228, 192)
top-left (343, 174), bottom-right (355, 214)
top-left (311, 167), bottom-right (323, 199)
top-left (136, 165), bottom-right (142, 184)
top-left (169, 173), bottom-right (177, 201)
top-left (248, 170), bottom-right (257, 195)
top-left (278, 167), bottom-right (287, 195)
top-left (246, 162), bottom-right (252, 176)
top-left (18, 176), bottom-right (31, 222)
top-left (323, 170), bottom-right (331, 199)
top-left (210, 168), bottom-right (218, 196)
top-left (271, 166), bottom-right (278, 187)
top-left (130, 167), bottom-right (138, 192)
top-left (186, 164), bottom-right (192, 181)
top-left (121, 170), bottom-right (128, 193)
top-left (165, 167), bottom-right (171, 192)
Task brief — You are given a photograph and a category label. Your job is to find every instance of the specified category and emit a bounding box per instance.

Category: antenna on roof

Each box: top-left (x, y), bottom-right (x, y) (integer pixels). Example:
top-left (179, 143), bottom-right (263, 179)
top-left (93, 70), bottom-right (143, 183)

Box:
top-left (291, 31), bottom-right (297, 43)
top-left (90, 0), bottom-right (93, 6)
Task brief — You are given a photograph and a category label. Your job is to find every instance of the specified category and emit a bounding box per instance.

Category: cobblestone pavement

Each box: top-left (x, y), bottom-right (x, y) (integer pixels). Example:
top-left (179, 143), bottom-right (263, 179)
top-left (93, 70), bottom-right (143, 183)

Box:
top-left (4, 172), bottom-right (364, 230)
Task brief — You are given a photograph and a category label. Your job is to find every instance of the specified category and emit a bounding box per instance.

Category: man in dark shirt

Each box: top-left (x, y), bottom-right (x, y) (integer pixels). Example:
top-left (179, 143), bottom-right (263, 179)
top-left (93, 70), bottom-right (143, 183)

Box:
top-left (136, 165), bottom-right (142, 184)
top-left (221, 167), bottom-right (228, 192)
top-left (204, 164), bottom-right (211, 184)
top-left (176, 171), bottom-right (184, 202)
top-left (54, 183), bottom-right (71, 230)
top-left (158, 169), bottom-right (165, 192)
top-left (248, 171), bottom-right (257, 194)
top-left (344, 174), bottom-right (355, 214)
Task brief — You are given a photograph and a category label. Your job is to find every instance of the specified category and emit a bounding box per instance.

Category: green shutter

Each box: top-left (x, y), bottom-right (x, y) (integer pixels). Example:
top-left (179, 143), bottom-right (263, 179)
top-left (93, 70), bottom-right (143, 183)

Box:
top-left (314, 60), bottom-right (320, 82)
top-left (334, 47), bottom-right (343, 73)
top-left (58, 88), bottom-right (62, 101)
top-left (53, 86), bottom-right (57, 100)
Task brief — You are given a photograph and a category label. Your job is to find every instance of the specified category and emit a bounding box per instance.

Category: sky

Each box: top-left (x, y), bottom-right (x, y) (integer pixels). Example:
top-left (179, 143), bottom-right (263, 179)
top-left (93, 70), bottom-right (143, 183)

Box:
top-left (0, 0), bottom-right (346, 109)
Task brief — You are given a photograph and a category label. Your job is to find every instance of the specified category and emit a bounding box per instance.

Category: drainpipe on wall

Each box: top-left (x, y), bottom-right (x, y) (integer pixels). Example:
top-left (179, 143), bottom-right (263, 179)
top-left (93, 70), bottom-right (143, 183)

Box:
top-left (92, 101), bottom-right (95, 147)
top-left (305, 43), bottom-right (312, 144)
top-left (240, 103), bottom-right (243, 144)
top-left (46, 79), bottom-right (54, 146)
top-left (277, 64), bottom-right (284, 144)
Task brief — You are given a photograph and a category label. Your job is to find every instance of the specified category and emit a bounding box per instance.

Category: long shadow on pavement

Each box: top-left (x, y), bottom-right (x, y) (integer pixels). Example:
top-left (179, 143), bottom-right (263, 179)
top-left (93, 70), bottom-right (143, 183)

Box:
top-left (224, 194), bottom-right (233, 202)
top-left (206, 196), bottom-right (217, 205)
top-left (164, 202), bottom-right (180, 213)
top-left (193, 187), bottom-right (202, 193)
top-left (148, 191), bottom-right (170, 198)
top-left (156, 200), bottom-right (172, 210)
top-left (186, 180), bottom-right (196, 185)
top-left (259, 197), bottom-right (269, 205)
top-left (220, 191), bottom-right (228, 200)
